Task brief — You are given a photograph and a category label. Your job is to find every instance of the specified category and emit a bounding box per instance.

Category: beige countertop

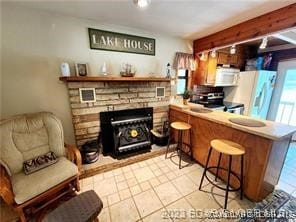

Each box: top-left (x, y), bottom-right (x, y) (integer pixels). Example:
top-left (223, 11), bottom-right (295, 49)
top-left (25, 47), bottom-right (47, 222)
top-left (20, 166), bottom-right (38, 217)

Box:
top-left (170, 102), bottom-right (296, 141)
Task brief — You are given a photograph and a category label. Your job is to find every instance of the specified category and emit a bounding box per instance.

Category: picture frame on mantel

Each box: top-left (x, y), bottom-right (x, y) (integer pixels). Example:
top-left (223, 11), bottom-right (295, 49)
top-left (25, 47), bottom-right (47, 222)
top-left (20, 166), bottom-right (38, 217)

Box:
top-left (75, 63), bottom-right (89, 76)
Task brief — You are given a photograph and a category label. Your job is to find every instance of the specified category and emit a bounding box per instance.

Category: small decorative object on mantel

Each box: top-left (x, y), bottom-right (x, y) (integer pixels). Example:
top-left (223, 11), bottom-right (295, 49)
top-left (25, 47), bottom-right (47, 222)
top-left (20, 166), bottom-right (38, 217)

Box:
top-left (166, 63), bottom-right (171, 78)
top-left (182, 89), bottom-right (192, 105)
top-left (60, 62), bottom-right (70, 77)
top-left (120, 63), bottom-right (136, 77)
top-left (75, 63), bottom-right (89, 76)
top-left (100, 62), bottom-right (108, 76)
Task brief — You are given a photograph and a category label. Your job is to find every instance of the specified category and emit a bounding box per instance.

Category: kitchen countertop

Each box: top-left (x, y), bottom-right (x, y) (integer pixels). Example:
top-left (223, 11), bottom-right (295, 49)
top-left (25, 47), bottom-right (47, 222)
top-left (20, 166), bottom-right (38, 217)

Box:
top-left (170, 102), bottom-right (296, 141)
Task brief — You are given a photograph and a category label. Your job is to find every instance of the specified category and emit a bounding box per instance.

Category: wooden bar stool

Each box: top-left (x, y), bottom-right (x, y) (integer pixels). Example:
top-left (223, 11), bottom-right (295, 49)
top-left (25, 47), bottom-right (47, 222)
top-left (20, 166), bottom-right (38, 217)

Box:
top-left (199, 139), bottom-right (245, 209)
top-left (165, 121), bottom-right (193, 169)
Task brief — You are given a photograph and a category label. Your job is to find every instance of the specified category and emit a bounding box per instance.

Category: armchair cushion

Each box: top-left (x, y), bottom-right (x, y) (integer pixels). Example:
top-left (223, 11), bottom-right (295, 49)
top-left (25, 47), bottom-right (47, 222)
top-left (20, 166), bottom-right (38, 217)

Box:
top-left (11, 157), bottom-right (78, 204)
top-left (23, 151), bottom-right (58, 175)
top-left (0, 112), bottom-right (65, 176)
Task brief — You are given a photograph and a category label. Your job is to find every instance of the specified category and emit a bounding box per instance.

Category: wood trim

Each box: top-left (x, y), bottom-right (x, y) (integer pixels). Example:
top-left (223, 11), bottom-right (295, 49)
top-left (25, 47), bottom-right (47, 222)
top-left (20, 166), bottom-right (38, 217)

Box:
top-left (194, 3), bottom-right (296, 53)
top-left (59, 76), bottom-right (171, 82)
top-left (19, 176), bottom-right (78, 209)
top-left (65, 143), bottom-right (82, 174)
top-left (0, 158), bottom-right (80, 221)
top-left (0, 164), bottom-right (14, 205)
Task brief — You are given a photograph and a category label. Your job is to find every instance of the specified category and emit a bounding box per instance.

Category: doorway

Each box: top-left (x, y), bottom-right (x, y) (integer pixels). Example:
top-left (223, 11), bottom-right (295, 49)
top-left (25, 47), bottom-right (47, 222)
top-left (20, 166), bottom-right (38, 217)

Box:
top-left (271, 60), bottom-right (296, 196)
top-left (268, 60), bottom-right (296, 125)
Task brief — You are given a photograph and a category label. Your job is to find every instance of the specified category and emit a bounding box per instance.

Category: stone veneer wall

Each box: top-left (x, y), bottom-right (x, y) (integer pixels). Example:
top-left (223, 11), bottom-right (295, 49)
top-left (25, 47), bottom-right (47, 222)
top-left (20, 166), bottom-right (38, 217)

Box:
top-left (66, 81), bottom-right (171, 146)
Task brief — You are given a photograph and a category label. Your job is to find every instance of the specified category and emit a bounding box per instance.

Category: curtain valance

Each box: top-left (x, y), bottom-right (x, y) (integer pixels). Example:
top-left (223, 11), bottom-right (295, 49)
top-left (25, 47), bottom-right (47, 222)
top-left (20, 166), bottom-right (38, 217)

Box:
top-left (173, 52), bottom-right (196, 71)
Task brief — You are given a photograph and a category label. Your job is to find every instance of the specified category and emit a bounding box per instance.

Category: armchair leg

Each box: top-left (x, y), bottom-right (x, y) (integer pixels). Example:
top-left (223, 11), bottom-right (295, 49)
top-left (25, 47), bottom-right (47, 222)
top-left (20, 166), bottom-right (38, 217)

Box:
top-left (75, 177), bottom-right (80, 192)
top-left (16, 207), bottom-right (26, 222)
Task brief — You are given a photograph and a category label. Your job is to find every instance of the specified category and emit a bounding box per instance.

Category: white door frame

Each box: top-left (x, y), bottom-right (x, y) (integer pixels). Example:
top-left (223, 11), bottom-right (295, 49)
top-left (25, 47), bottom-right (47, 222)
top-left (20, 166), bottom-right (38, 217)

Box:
top-left (267, 59), bottom-right (296, 121)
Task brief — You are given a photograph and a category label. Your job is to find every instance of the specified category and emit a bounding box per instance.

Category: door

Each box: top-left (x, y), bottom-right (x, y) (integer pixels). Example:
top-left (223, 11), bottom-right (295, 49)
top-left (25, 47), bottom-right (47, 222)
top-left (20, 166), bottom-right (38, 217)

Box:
top-left (268, 60), bottom-right (296, 127)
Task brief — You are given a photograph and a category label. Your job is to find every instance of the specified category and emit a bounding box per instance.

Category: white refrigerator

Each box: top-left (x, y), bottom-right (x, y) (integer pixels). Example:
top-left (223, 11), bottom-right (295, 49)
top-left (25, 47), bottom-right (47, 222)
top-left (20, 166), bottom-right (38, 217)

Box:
top-left (224, 70), bottom-right (277, 119)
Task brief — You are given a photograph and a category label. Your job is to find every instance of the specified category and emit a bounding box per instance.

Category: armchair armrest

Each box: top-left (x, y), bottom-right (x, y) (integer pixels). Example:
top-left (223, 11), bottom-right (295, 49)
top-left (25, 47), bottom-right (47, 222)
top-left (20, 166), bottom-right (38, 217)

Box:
top-left (0, 164), bottom-right (15, 205)
top-left (65, 143), bottom-right (82, 174)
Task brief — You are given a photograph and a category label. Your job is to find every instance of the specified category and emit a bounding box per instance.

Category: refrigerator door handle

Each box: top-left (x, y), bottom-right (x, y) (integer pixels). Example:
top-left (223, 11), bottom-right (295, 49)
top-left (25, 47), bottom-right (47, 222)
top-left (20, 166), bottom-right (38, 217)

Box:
top-left (257, 83), bottom-right (267, 115)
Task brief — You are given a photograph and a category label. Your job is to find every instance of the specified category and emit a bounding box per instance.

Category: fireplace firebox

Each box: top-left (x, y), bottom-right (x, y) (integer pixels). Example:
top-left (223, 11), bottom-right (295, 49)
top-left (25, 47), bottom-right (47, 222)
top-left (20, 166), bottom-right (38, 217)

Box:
top-left (100, 107), bottom-right (153, 157)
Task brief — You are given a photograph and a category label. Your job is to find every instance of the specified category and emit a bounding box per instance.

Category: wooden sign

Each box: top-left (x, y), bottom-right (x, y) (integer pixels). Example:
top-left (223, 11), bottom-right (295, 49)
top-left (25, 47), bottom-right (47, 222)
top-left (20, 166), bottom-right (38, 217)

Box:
top-left (88, 28), bottom-right (155, 56)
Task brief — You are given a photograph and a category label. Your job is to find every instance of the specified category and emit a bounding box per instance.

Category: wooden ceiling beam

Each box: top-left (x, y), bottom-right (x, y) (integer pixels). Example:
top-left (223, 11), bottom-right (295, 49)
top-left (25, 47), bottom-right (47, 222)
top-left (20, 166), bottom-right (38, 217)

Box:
top-left (194, 3), bottom-right (296, 53)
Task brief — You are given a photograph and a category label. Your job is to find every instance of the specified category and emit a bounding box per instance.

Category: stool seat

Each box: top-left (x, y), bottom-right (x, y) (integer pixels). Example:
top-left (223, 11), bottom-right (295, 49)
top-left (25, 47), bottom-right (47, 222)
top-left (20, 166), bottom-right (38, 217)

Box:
top-left (211, 139), bottom-right (245, 156)
top-left (166, 121), bottom-right (193, 169)
top-left (171, 121), bottom-right (191, 130)
top-left (199, 139), bottom-right (245, 209)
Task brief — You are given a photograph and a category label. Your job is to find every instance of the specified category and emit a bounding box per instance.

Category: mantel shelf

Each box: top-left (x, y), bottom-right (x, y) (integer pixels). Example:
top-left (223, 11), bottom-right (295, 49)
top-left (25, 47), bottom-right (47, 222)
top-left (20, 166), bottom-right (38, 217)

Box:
top-left (59, 76), bottom-right (171, 82)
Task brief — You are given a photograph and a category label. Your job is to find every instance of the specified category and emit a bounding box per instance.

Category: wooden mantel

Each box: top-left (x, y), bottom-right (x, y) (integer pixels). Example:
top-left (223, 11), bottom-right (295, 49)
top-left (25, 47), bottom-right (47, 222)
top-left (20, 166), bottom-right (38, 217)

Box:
top-left (59, 76), bottom-right (171, 82)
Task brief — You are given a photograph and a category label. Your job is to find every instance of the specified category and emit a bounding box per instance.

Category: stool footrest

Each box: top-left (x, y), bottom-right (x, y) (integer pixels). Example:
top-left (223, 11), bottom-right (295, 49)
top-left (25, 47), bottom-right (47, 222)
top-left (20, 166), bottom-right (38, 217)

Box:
top-left (204, 166), bottom-right (241, 192)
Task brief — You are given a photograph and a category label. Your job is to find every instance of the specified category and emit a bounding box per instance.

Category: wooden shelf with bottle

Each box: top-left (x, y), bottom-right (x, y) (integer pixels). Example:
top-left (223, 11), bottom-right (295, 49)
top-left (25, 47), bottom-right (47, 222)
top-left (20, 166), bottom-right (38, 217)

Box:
top-left (59, 76), bottom-right (171, 82)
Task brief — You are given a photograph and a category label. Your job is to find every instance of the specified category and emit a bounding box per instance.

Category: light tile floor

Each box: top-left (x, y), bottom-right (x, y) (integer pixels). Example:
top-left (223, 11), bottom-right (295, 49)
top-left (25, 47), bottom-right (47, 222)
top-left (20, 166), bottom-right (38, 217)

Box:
top-left (276, 142), bottom-right (296, 196)
top-left (0, 151), bottom-right (264, 222)
top-left (83, 153), bottom-right (255, 222)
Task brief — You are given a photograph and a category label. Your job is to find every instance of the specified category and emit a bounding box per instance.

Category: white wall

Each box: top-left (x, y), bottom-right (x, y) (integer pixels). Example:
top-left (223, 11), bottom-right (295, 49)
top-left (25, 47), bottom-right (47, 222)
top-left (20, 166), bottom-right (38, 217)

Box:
top-left (1, 5), bottom-right (192, 143)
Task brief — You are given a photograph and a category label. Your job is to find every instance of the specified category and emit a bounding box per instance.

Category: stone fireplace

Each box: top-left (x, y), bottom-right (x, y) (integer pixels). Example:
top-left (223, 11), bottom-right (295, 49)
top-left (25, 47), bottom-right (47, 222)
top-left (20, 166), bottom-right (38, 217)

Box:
top-left (64, 79), bottom-right (171, 147)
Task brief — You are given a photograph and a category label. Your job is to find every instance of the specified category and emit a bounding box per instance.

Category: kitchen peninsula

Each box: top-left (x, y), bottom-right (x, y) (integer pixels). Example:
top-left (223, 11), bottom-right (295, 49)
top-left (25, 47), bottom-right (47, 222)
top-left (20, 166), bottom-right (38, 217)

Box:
top-left (170, 103), bottom-right (296, 202)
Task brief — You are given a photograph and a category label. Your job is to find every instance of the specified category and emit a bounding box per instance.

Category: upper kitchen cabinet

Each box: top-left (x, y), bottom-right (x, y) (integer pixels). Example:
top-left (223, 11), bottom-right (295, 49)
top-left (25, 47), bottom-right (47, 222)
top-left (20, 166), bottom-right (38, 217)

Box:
top-left (216, 47), bottom-right (245, 67)
top-left (193, 46), bottom-right (247, 86)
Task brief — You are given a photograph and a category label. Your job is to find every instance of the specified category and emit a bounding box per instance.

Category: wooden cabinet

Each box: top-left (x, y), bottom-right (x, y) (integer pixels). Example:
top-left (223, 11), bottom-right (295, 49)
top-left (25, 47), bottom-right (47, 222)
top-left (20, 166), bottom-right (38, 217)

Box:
top-left (193, 53), bottom-right (217, 86)
top-left (205, 55), bottom-right (218, 85)
top-left (169, 107), bottom-right (291, 202)
top-left (217, 52), bottom-right (238, 66)
top-left (193, 57), bottom-right (208, 85)
top-left (217, 52), bottom-right (229, 64)
top-left (193, 46), bottom-right (246, 86)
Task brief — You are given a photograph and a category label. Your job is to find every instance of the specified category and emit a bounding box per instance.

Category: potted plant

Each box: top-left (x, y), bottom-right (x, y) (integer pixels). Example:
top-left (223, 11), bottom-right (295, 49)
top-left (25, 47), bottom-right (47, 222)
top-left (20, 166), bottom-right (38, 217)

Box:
top-left (182, 89), bottom-right (192, 105)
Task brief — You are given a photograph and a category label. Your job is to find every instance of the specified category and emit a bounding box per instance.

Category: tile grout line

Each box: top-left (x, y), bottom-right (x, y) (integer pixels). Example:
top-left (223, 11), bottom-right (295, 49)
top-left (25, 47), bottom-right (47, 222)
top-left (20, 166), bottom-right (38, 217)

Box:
top-left (139, 157), bottom-right (166, 220)
top-left (97, 153), bottom-right (248, 221)
top-left (135, 155), bottom-right (171, 221)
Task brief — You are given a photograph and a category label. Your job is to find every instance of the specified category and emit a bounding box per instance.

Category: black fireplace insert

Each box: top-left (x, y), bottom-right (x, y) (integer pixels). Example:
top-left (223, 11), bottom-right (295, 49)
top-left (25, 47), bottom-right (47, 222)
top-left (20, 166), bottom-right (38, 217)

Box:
top-left (100, 107), bottom-right (153, 157)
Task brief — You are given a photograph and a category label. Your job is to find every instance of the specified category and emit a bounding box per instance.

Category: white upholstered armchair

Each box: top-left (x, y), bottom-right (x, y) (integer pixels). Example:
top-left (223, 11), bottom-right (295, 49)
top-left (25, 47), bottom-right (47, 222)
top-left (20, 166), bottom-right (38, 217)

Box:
top-left (0, 112), bottom-right (81, 222)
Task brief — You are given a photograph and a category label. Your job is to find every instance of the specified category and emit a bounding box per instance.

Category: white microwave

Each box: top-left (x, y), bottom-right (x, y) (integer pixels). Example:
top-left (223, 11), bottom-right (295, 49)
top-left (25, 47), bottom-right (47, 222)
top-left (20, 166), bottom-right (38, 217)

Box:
top-left (206, 67), bottom-right (240, 87)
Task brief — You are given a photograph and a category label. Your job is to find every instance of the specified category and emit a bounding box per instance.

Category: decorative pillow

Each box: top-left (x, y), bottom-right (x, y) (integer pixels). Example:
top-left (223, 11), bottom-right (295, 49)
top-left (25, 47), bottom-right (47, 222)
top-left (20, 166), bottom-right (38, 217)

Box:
top-left (23, 151), bottom-right (58, 175)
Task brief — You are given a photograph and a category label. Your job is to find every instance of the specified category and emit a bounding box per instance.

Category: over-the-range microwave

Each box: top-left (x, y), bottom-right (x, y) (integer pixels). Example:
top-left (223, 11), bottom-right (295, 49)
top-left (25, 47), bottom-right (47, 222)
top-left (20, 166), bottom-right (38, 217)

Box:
top-left (206, 67), bottom-right (240, 87)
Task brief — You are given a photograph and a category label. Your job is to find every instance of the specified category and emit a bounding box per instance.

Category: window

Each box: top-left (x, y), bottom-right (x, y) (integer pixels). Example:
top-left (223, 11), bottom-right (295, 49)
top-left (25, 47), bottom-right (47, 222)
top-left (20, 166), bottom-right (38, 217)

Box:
top-left (176, 69), bottom-right (189, 95)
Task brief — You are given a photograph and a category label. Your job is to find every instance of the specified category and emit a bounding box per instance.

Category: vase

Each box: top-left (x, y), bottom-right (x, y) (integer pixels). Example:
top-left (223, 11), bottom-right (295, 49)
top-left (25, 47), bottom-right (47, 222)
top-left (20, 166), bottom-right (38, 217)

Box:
top-left (183, 99), bottom-right (189, 105)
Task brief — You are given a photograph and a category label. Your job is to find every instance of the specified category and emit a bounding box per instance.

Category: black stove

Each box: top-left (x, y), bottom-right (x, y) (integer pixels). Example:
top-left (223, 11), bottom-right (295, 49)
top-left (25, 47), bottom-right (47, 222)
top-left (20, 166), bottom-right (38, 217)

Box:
top-left (191, 92), bottom-right (244, 113)
top-left (204, 104), bottom-right (224, 109)
top-left (191, 92), bottom-right (225, 109)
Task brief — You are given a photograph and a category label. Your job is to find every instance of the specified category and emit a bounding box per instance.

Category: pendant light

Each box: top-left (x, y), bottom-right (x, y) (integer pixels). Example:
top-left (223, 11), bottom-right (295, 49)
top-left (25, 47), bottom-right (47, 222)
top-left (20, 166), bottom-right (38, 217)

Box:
top-left (259, 37), bottom-right (268, 49)
top-left (200, 52), bottom-right (206, 61)
top-left (230, 45), bottom-right (236, 54)
top-left (210, 49), bottom-right (216, 58)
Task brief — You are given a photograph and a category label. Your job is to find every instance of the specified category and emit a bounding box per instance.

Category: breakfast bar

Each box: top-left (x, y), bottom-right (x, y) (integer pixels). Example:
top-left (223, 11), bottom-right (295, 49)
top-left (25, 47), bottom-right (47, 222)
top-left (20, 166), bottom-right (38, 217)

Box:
top-left (169, 103), bottom-right (296, 202)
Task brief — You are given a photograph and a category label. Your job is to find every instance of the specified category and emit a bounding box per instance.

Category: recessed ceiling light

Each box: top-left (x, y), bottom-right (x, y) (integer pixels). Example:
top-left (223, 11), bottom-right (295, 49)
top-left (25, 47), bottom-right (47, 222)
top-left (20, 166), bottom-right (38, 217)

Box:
top-left (134, 0), bottom-right (151, 8)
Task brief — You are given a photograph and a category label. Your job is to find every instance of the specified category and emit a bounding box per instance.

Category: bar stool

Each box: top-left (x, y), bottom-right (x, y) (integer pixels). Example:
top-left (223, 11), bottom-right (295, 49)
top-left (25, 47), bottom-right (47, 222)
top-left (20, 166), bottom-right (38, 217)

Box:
top-left (199, 139), bottom-right (245, 209)
top-left (165, 121), bottom-right (193, 169)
